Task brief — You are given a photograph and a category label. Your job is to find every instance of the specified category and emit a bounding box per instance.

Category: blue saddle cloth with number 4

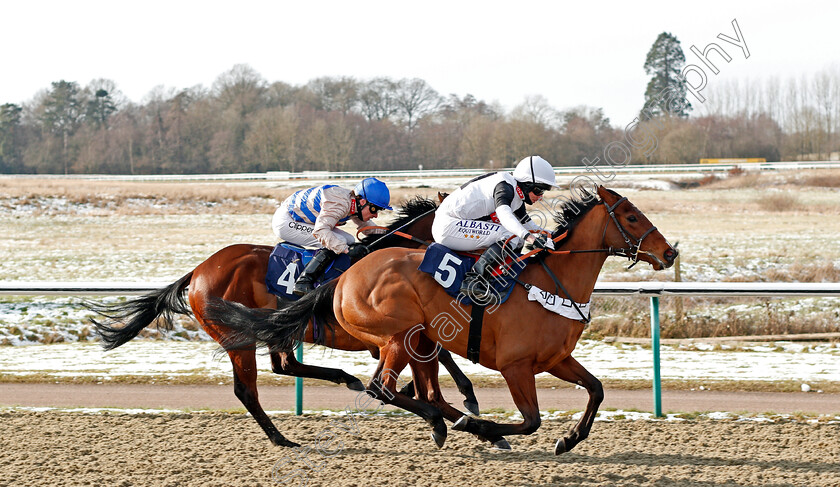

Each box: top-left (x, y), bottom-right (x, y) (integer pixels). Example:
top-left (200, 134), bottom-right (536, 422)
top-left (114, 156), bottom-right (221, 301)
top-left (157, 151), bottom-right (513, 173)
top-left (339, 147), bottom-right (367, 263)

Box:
top-left (265, 243), bottom-right (351, 301)
top-left (418, 243), bottom-right (525, 306)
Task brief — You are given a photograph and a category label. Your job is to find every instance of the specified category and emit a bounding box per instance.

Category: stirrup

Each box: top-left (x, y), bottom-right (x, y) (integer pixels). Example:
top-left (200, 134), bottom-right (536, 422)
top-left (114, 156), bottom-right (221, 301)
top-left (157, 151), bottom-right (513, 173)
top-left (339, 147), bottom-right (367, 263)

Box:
top-left (459, 272), bottom-right (490, 300)
top-left (293, 278), bottom-right (314, 296)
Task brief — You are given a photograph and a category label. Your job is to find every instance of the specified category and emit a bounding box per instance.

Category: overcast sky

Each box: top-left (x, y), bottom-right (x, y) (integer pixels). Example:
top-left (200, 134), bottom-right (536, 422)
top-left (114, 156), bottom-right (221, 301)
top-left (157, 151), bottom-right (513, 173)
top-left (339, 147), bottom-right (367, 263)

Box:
top-left (3, 1), bottom-right (837, 125)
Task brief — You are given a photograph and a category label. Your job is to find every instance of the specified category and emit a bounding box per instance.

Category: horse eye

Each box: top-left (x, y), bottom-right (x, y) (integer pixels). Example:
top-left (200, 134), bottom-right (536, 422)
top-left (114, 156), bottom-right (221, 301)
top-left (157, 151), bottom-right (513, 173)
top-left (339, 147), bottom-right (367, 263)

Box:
top-left (627, 215), bottom-right (638, 223)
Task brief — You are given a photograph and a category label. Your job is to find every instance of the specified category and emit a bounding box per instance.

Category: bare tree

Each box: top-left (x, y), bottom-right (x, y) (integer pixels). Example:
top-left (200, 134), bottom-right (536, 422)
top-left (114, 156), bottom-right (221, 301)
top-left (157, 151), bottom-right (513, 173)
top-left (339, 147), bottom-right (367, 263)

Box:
top-left (511, 94), bottom-right (560, 128)
top-left (212, 64), bottom-right (267, 116)
top-left (304, 113), bottom-right (355, 171)
top-left (244, 105), bottom-right (300, 171)
top-left (359, 77), bottom-right (400, 121)
top-left (394, 78), bottom-right (441, 131)
top-left (306, 76), bottom-right (361, 115)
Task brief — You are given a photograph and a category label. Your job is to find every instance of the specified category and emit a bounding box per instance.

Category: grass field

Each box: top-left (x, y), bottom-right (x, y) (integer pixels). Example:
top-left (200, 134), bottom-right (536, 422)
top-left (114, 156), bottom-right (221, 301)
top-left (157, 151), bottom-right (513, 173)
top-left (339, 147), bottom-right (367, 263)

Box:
top-left (2, 170), bottom-right (840, 344)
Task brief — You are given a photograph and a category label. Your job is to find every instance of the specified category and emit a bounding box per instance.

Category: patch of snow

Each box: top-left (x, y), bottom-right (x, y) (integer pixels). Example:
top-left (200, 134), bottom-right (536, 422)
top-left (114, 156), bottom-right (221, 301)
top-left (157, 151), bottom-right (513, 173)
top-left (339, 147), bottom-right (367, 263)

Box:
top-left (3, 406), bottom-right (836, 423)
top-left (2, 339), bottom-right (838, 384)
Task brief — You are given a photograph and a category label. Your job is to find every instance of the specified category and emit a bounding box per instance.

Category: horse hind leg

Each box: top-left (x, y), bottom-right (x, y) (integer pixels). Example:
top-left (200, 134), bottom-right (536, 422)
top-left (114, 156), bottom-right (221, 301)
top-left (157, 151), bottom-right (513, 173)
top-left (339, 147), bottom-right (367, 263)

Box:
top-left (547, 355), bottom-right (603, 455)
top-left (365, 340), bottom-right (448, 449)
top-left (397, 348), bottom-right (480, 417)
top-left (229, 349), bottom-right (299, 447)
top-left (405, 338), bottom-right (509, 448)
top-left (270, 350), bottom-right (364, 391)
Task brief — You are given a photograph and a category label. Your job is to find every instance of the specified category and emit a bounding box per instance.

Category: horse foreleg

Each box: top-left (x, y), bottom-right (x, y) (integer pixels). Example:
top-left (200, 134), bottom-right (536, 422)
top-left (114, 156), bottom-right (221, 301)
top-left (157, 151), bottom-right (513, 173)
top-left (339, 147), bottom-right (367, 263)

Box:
top-left (437, 348), bottom-right (480, 416)
top-left (546, 355), bottom-right (603, 455)
top-left (270, 351), bottom-right (365, 391)
top-left (450, 363), bottom-right (540, 450)
top-left (228, 349), bottom-right (299, 448)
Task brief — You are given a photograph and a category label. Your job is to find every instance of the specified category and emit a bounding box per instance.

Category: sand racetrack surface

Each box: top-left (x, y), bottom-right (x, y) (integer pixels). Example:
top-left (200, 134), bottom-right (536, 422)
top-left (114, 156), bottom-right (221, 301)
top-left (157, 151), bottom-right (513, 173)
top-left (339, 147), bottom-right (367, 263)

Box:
top-left (1, 410), bottom-right (839, 487)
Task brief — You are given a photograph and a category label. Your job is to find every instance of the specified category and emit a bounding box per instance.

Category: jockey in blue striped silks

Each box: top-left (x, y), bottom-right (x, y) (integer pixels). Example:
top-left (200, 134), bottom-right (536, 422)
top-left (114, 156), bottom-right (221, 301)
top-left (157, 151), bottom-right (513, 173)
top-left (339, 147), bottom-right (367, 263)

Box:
top-left (271, 177), bottom-right (392, 296)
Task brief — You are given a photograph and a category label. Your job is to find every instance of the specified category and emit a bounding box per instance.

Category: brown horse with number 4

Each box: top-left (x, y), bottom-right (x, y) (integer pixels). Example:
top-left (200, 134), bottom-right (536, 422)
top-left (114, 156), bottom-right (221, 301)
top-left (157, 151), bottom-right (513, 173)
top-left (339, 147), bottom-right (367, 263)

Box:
top-left (207, 186), bottom-right (677, 453)
top-left (86, 194), bottom-right (480, 448)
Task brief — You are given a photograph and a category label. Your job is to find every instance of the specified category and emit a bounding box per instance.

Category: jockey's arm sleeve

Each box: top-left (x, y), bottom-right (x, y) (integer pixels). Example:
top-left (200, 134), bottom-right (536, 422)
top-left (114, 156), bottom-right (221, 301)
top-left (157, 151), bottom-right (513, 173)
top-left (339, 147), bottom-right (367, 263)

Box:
top-left (313, 198), bottom-right (352, 254)
top-left (492, 181), bottom-right (515, 208)
top-left (495, 205), bottom-right (530, 240)
top-left (493, 182), bottom-right (530, 239)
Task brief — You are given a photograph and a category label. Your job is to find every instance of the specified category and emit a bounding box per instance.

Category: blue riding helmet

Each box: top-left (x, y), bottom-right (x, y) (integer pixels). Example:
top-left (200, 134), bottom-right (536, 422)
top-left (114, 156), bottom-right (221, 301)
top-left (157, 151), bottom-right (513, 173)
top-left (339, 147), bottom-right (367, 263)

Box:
top-left (354, 177), bottom-right (392, 211)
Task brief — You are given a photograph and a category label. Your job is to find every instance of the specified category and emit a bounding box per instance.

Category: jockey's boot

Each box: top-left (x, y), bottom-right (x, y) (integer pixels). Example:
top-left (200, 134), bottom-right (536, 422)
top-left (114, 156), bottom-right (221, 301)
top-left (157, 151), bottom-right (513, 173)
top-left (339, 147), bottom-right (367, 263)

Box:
top-left (293, 249), bottom-right (338, 296)
top-left (459, 241), bottom-right (506, 301)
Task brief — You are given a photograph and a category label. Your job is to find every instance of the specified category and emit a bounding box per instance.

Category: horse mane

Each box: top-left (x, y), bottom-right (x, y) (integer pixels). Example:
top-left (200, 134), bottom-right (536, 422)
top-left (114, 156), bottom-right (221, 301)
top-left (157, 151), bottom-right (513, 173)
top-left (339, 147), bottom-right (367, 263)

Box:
top-left (357, 195), bottom-right (438, 246)
top-left (551, 188), bottom-right (603, 244)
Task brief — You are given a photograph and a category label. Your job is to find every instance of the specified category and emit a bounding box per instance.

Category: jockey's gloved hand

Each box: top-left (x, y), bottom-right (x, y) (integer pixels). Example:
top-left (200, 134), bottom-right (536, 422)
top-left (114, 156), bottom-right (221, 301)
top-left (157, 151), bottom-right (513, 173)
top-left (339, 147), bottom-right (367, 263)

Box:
top-left (346, 243), bottom-right (369, 260)
top-left (531, 233), bottom-right (555, 251)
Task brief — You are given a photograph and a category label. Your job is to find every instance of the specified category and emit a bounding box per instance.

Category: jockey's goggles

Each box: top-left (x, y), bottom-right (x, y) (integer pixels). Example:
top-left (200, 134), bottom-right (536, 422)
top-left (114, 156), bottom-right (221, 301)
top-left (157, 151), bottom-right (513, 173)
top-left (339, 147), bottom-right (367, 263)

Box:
top-left (366, 203), bottom-right (382, 215)
top-left (531, 184), bottom-right (552, 196)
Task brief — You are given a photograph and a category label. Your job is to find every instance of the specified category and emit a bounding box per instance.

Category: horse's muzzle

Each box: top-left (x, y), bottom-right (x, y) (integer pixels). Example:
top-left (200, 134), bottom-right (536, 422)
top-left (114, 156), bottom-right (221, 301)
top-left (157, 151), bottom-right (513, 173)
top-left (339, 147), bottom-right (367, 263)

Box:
top-left (664, 247), bottom-right (678, 266)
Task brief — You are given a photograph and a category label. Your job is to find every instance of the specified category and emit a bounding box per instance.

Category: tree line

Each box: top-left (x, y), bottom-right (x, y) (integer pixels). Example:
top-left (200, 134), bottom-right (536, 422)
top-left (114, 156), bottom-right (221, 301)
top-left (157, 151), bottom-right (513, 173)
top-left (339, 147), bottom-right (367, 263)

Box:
top-left (1, 63), bottom-right (838, 175)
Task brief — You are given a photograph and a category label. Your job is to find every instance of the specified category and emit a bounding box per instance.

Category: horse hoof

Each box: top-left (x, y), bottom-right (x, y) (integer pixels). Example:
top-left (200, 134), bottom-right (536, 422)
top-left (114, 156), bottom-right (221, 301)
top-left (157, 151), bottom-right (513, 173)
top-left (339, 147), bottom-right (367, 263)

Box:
top-left (273, 436), bottom-right (300, 448)
top-left (554, 438), bottom-right (568, 455)
top-left (452, 415), bottom-right (470, 431)
top-left (492, 438), bottom-right (511, 451)
top-left (346, 379), bottom-right (365, 392)
top-left (431, 431), bottom-right (446, 449)
top-left (463, 400), bottom-right (480, 416)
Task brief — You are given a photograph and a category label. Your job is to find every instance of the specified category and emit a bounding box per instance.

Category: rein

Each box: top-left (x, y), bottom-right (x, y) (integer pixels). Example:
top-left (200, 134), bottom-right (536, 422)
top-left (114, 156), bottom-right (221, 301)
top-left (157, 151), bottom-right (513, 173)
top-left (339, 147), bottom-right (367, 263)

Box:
top-left (496, 197), bottom-right (653, 271)
top-left (358, 206), bottom-right (437, 249)
top-left (497, 196), bottom-right (657, 323)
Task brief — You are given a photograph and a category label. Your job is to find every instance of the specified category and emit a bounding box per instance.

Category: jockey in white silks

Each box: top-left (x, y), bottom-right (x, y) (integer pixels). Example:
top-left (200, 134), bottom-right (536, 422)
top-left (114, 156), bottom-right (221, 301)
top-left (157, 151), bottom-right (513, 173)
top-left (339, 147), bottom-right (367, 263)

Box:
top-left (271, 177), bottom-right (392, 296)
top-left (432, 155), bottom-right (557, 299)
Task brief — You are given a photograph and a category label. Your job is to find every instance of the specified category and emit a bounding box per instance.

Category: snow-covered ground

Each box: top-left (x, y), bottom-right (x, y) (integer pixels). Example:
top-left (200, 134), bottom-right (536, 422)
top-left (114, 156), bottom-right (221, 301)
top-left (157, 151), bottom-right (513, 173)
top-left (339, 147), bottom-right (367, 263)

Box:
top-left (3, 405), bottom-right (836, 424)
top-left (1, 339), bottom-right (838, 385)
top-left (2, 175), bottom-right (839, 420)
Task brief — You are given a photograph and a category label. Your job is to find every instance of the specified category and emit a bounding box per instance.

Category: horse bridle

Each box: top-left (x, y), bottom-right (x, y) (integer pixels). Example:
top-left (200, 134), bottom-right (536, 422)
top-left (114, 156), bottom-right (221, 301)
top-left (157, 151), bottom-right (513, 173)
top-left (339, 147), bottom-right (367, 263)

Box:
top-left (501, 195), bottom-right (659, 269)
top-left (503, 195), bottom-right (660, 323)
top-left (601, 196), bottom-right (658, 269)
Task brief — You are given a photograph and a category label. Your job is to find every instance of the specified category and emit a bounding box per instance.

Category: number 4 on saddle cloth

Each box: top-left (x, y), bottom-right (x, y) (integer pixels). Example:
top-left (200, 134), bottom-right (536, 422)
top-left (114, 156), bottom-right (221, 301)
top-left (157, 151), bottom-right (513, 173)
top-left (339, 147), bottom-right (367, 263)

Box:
top-left (265, 243), bottom-right (352, 301)
top-left (418, 243), bottom-right (523, 306)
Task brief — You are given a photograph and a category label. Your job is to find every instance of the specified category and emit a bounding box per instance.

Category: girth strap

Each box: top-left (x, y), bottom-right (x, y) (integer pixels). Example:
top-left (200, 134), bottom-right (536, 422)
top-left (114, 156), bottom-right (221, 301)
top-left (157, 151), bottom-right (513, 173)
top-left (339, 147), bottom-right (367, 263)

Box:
top-left (466, 303), bottom-right (486, 363)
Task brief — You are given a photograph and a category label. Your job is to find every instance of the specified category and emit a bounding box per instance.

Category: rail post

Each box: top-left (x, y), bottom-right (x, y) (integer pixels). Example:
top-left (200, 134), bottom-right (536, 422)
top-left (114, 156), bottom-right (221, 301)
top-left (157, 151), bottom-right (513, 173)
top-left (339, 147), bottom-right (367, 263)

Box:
top-left (295, 342), bottom-right (303, 415)
top-left (650, 296), bottom-right (662, 417)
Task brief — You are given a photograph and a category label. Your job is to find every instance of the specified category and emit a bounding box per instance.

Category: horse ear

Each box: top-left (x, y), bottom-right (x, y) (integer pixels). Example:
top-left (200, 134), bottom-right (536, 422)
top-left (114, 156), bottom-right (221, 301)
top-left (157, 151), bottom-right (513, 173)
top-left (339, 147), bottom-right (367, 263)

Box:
top-left (437, 192), bottom-right (449, 202)
top-left (596, 185), bottom-right (610, 201)
top-left (597, 185), bottom-right (623, 202)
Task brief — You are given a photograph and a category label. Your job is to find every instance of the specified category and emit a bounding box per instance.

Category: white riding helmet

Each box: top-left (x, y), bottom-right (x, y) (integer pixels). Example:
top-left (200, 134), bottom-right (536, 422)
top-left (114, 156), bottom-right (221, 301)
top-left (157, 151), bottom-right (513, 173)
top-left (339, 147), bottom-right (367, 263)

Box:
top-left (512, 155), bottom-right (556, 188)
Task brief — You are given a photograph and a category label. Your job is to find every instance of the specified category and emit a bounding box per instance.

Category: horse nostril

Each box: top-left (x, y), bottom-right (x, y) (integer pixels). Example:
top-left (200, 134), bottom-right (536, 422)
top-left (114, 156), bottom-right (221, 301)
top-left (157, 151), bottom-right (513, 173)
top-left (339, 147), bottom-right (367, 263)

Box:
top-left (664, 248), bottom-right (678, 263)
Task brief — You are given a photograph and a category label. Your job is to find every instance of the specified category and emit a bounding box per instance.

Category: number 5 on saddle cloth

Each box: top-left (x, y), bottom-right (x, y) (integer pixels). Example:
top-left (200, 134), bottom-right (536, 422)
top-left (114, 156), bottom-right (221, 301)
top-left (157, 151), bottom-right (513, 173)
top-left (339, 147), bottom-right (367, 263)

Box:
top-left (265, 243), bottom-right (351, 301)
top-left (418, 243), bottom-right (523, 306)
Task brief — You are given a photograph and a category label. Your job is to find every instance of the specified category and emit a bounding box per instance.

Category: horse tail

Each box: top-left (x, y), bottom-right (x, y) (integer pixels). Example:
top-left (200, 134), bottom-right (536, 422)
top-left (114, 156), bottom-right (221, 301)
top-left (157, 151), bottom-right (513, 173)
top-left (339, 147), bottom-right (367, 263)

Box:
top-left (87, 272), bottom-right (193, 350)
top-left (206, 279), bottom-right (338, 354)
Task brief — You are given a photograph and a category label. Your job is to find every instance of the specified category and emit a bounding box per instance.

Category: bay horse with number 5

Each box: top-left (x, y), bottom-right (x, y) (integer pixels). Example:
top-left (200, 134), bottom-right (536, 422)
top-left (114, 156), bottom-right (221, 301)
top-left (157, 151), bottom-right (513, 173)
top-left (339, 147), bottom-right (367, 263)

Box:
top-left (207, 186), bottom-right (677, 452)
top-left (87, 194), bottom-right (479, 448)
